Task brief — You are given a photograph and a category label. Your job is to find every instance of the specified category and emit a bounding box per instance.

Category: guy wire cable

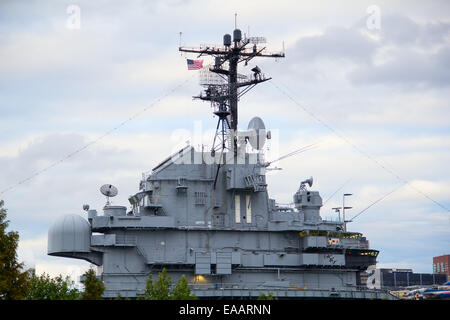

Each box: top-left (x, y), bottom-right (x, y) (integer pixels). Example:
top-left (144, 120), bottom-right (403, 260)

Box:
top-left (323, 178), bottom-right (353, 205)
top-left (0, 74), bottom-right (196, 196)
top-left (269, 79), bottom-right (449, 213)
top-left (349, 183), bottom-right (407, 221)
top-left (265, 142), bottom-right (320, 166)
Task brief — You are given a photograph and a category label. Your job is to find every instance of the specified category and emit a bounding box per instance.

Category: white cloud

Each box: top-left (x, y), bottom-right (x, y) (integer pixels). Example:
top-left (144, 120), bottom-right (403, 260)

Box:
top-left (35, 260), bottom-right (91, 289)
top-left (18, 233), bottom-right (90, 288)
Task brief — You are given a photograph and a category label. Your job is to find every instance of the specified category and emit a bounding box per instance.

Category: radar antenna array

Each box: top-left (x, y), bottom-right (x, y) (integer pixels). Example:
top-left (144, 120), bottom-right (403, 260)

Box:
top-left (300, 177), bottom-right (313, 191)
top-left (247, 116), bottom-right (267, 150)
top-left (179, 25), bottom-right (284, 155)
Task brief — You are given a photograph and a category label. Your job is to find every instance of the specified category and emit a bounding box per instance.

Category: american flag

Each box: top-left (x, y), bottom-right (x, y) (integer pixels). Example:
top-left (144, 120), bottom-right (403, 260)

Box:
top-left (187, 59), bottom-right (203, 70)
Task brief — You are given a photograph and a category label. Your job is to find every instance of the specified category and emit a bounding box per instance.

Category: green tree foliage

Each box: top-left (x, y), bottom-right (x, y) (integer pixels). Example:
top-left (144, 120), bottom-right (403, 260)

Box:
top-left (258, 291), bottom-right (277, 300)
top-left (114, 293), bottom-right (131, 300)
top-left (81, 269), bottom-right (104, 300)
top-left (143, 269), bottom-right (197, 300)
top-left (25, 270), bottom-right (81, 300)
top-left (0, 200), bottom-right (29, 300)
top-left (144, 268), bottom-right (172, 300)
top-left (172, 274), bottom-right (197, 300)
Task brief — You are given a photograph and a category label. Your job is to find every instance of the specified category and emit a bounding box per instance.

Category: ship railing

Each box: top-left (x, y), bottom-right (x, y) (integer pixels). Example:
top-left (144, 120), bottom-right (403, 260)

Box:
top-left (244, 173), bottom-right (267, 192)
top-left (189, 282), bottom-right (388, 293)
top-left (327, 243), bottom-right (361, 249)
top-left (115, 235), bottom-right (137, 246)
top-left (322, 217), bottom-right (341, 223)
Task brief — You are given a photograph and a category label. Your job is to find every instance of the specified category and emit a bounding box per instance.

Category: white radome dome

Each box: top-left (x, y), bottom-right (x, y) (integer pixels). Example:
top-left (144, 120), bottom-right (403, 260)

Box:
top-left (48, 214), bottom-right (91, 254)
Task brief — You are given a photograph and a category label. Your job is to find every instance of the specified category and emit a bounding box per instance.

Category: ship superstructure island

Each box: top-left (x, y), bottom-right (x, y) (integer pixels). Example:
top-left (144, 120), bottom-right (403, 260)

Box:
top-left (47, 26), bottom-right (393, 299)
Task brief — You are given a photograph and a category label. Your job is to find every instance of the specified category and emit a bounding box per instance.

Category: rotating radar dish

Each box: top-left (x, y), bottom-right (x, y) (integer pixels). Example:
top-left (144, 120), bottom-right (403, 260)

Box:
top-left (247, 116), bottom-right (267, 150)
top-left (100, 184), bottom-right (118, 205)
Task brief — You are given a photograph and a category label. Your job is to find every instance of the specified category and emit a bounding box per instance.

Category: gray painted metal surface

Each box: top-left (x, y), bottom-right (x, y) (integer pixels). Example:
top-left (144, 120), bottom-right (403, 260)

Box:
top-left (47, 26), bottom-right (396, 300)
top-left (47, 148), bottom-right (393, 299)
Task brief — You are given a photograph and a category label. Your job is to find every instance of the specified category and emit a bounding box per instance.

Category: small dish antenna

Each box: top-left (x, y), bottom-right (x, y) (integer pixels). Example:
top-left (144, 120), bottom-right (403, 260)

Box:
top-left (100, 184), bottom-right (118, 205)
top-left (247, 116), bottom-right (268, 150)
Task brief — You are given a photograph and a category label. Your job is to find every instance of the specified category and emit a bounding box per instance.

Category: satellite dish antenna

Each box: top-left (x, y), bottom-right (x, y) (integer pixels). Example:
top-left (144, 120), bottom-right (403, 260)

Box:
top-left (100, 184), bottom-right (118, 205)
top-left (247, 116), bottom-right (267, 150)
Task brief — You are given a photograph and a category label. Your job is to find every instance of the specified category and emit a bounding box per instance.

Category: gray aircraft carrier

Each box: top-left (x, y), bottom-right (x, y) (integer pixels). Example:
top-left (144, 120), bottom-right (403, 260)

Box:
top-left (48, 26), bottom-right (394, 299)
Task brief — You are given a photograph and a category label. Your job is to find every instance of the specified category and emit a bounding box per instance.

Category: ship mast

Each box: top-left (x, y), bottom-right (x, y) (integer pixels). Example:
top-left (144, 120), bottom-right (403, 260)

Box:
top-left (179, 27), bottom-right (284, 155)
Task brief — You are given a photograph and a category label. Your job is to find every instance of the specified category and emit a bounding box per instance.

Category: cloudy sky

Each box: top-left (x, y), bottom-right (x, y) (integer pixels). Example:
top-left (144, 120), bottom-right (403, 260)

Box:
top-left (0, 0), bottom-right (449, 283)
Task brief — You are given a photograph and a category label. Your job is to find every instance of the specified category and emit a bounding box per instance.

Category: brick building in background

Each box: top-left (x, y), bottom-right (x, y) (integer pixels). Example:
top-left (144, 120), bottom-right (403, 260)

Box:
top-left (433, 254), bottom-right (450, 278)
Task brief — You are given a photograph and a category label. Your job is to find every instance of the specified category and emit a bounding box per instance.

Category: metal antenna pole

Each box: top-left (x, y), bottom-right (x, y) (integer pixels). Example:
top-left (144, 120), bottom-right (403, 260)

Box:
top-left (179, 21), bottom-right (284, 155)
top-left (343, 193), bottom-right (353, 232)
top-left (342, 194), bottom-right (345, 229)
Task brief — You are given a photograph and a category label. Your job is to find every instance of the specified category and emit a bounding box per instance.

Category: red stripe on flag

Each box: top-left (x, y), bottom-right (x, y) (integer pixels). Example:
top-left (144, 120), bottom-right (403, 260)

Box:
top-left (187, 59), bottom-right (203, 70)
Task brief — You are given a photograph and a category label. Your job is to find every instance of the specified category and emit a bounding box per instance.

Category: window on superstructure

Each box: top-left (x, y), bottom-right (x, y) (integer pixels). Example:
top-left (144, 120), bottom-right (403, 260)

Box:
top-left (195, 191), bottom-right (207, 205)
